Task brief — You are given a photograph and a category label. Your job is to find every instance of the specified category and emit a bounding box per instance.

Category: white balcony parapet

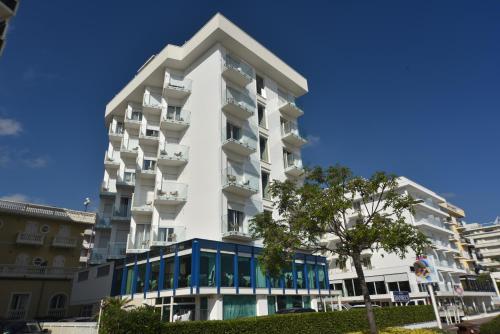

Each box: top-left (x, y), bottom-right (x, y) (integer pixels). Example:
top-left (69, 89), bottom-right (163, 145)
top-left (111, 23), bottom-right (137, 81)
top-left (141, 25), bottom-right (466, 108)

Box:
top-left (150, 227), bottom-right (186, 247)
top-left (0, 200), bottom-right (95, 224)
top-left (221, 214), bottom-right (252, 241)
top-left (52, 236), bottom-right (78, 248)
top-left (284, 158), bottom-right (305, 177)
top-left (127, 233), bottom-right (151, 253)
top-left (222, 167), bottom-right (259, 196)
top-left (161, 108), bottom-right (190, 131)
top-left (158, 144), bottom-right (189, 166)
top-left (120, 143), bottom-right (139, 158)
top-left (0, 264), bottom-right (78, 279)
top-left (222, 54), bottom-right (254, 87)
top-left (222, 124), bottom-right (257, 156)
top-left (281, 120), bottom-right (307, 147)
top-left (222, 87), bottom-right (255, 119)
top-left (143, 87), bottom-right (164, 112)
top-left (278, 94), bottom-right (304, 118)
top-left (16, 232), bottom-right (44, 245)
top-left (163, 74), bottom-right (192, 99)
top-left (415, 218), bottom-right (453, 234)
top-left (104, 150), bottom-right (120, 169)
top-left (155, 182), bottom-right (188, 205)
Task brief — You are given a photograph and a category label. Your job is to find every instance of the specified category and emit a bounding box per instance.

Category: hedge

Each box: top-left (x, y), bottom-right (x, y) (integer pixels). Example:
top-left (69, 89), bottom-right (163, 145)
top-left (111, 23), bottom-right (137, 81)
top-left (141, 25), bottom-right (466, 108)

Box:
top-left (479, 314), bottom-right (500, 334)
top-left (161, 305), bottom-right (435, 334)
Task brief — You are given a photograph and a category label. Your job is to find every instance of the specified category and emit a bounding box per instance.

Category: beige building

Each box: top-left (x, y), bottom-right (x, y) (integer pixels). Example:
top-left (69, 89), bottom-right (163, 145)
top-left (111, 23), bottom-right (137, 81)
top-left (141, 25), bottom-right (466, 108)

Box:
top-left (0, 199), bottom-right (95, 320)
top-left (0, 0), bottom-right (19, 55)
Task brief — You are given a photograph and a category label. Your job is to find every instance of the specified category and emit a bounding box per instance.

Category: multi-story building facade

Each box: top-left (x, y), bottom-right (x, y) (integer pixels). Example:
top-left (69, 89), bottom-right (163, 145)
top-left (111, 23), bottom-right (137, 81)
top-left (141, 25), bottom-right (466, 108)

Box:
top-left (0, 199), bottom-right (95, 320)
top-left (0, 0), bottom-right (19, 55)
top-left (85, 14), bottom-right (330, 321)
top-left (325, 177), bottom-right (497, 314)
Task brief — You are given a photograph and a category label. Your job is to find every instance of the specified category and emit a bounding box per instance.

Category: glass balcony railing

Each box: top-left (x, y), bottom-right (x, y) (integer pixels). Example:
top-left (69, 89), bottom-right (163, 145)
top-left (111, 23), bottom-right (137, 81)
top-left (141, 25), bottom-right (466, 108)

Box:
top-left (222, 87), bottom-right (255, 119)
top-left (222, 54), bottom-right (254, 86)
top-left (415, 216), bottom-right (450, 231)
top-left (278, 95), bottom-right (304, 118)
top-left (281, 120), bottom-right (307, 146)
top-left (158, 144), bottom-right (189, 165)
top-left (222, 124), bottom-right (257, 155)
top-left (150, 227), bottom-right (186, 247)
top-left (156, 182), bottom-right (188, 204)
top-left (284, 157), bottom-right (304, 177)
top-left (162, 108), bottom-right (190, 130)
top-left (164, 76), bottom-right (192, 97)
top-left (221, 214), bottom-right (252, 240)
top-left (143, 89), bottom-right (163, 110)
top-left (222, 167), bottom-right (259, 195)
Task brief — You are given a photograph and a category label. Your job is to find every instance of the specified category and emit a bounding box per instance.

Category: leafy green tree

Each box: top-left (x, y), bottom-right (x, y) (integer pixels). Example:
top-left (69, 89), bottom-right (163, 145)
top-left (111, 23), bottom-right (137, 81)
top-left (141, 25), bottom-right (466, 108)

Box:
top-left (250, 166), bottom-right (430, 334)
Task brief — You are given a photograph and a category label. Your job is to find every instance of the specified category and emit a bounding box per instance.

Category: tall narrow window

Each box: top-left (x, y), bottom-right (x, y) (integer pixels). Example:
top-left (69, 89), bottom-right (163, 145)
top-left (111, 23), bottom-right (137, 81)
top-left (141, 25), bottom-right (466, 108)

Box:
top-left (256, 75), bottom-right (265, 97)
top-left (227, 209), bottom-right (244, 232)
top-left (226, 122), bottom-right (241, 141)
top-left (143, 159), bottom-right (156, 171)
top-left (131, 111), bottom-right (142, 121)
top-left (283, 149), bottom-right (294, 168)
top-left (257, 104), bottom-right (266, 128)
top-left (115, 122), bottom-right (124, 134)
top-left (261, 171), bottom-right (270, 200)
top-left (119, 197), bottom-right (129, 217)
top-left (259, 136), bottom-right (268, 162)
top-left (158, 227), bottom-right (174, 242)
top-left (167, 106), bottom-right (182, 121)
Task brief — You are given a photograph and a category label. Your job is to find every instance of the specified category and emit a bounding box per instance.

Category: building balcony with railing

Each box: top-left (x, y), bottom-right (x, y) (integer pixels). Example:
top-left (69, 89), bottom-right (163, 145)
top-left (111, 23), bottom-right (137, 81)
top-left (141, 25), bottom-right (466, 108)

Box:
top-left (137, 159), bottom-right (156, 178)
top-left (108, 122), bottom-right (124, 141)
top-left (161, 107), bottom-right (190, 131)
top-left (111, 206), bottom-right (131, 222)
top-left (139, 128), bottom-right (160, 145)
top-left (124, 105), bottom-right (143, 129)
top-left (222, 54), bottom-right (254, 87)
top-left (158, 143), bottom-right (189, 166)
top-left (155, 182), bottom-right (188, 205)
top-left (414, 216), bottom-right (453, 234)
top-left (150, 226), bottom-right (186, 247)
top-left (281, 120), bottom-right (307, 147)
top-left (222, 167), bottom-right (259, 197)
top-left (221, 213), bottom-right (252, 241)
top-left (284, 155), bottom-right (305, 177)
top-left (99, 179), bottom-right (116, 196)
top-left (163, 74), bottom-right (192, 99)
top-left (222, 123), bottom-right (257, 156)
top-left (120, 141), bottom-right (139, 158)
top-left (116, 172), bottom-right (136, 188)
top-left (89, 247), bottom-right (108, 264)
top-left (278, 95), bottom-right (304, 118)
top-left (143, 87), bottom-right (164, 113)
top-left (222, 86), bottom-right (255, 119)
top-left (127, 233), bottom-right (151, 253)
top-left (52, 235), bottom-right (78, 248)
top-left (16, 231), bottom-right (44, 245)
top-left (104, 150), bottom-right (120, 169)
top-left (0, 264), bottom-right (77, 279)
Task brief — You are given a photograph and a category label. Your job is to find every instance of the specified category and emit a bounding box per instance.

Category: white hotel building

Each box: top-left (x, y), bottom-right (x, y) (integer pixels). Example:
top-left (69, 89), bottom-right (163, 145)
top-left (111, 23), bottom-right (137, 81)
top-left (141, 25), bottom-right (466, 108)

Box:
top-left (325, 177), bottom-right (497, 313)
top-left (84, 14), bottom-right (330, 321)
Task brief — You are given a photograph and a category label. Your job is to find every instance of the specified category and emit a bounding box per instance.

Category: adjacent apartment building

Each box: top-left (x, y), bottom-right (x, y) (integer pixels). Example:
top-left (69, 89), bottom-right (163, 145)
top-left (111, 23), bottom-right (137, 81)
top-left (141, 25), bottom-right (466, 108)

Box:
top-left (0, 199), bottom-right (95, 320)
top-left (325, 177), bottom-right (497, 313)
top-left (0, 0), bottom-right (19, 55)
top-left (85, 13), bottom-right (330, 321)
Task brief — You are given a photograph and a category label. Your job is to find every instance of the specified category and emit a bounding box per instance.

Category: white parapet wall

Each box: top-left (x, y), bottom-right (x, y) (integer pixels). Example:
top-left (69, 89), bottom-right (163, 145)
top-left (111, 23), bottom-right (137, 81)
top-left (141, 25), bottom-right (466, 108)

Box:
top-left (40, 322), bottom-right (97, 334)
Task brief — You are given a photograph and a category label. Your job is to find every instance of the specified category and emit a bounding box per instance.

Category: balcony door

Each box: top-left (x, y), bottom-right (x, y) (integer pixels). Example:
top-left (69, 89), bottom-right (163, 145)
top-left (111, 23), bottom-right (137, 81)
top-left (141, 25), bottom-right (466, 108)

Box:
top-left (8, 293), bottom-right (30, 320)
top-left (119, 197), bottom-right (130, 217)
top-left (134, 224), bottom-right (150, 248)
top-left (227, 209), bottom-right (244, 232)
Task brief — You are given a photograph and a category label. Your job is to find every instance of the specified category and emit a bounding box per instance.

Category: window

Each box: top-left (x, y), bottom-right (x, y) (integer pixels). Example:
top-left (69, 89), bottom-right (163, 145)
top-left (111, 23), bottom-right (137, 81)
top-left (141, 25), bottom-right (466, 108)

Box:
top-left (226, 122), bottom-right (241, 141)
top-left (221, 253), bottom-right (235, 287)
top-left (158, 227), bottom-right (175, 242)
top-left (143, 159), bottom-right (156, 171)
top-left (256, 75), bottom-right (265, 97)
top-left (227, 209), bottom-right (244, 233)
top-left (261, 171), bottom-right (270, 200)
top-left (116, 122), bottom-right (124, 134)
top-left (131, 111), bottom-right (142, 121)
top-left (149, 261), bottom-right (160, 292)
top-left (136, 263), bottom-right (147, 293)
top-left (223, 295), bottom-right (256, 320)
top-left (49, 294), bottom-right (66, 309)
top-left (375, 281), bottom-right (387, 294)
top-left (361, 256), bottom-right (372, 270)
top-left (78, 271), bottom-right (89, 282)
top-left (257, 104), bottom-right (266, 128)
top-left (97, 265), bottom-right (110, 278)
top-left (124, 172), bottom-right (135, 184)
top-left (200, 297), bottom-right (208, 321)
top-left (283, 149), bottom-right (294, 168)
top-left (295, 263), bottom-right (305, 289)
top-left (118, 197), bottom-right (130, 216)
top-left (255, 259), bottom-right (267, 288)
top-left (238, 256), bottom-right (252, 288)
top-left (167, 106), bottom-right (182, 121)
top-left (200, 252), bottom-right (216, 287)
top-left (145, 129), bottom-right (159, 137)
top-left (178, 255), bottom-right (192, 288)
top-left (163, 257), bottom-right (175, 289)
top-left (9, 293), bottom-right (30, 319)
top-left (259, 136), bottom-right (268, 162)
top-left (40, 224), bottom-right (50, 234)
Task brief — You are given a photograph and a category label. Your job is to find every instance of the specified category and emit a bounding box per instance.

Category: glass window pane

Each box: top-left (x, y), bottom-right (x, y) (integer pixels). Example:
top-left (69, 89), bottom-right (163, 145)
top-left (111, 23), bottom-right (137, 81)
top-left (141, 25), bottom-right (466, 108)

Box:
top-left (163, 258), bottom-right (174, 289)
top-left (388, 282), bottom-right (399, 292)
top-left (238, 256), bottom-right (251, 288)
top-left (399, 281), bottom-right (410, 292)
top-left (375, 281), bottom-right (387, 294)
top-left (178, 255), bottom-right (192, 288)
top-left (255, 260), bottom-right (266, 288)
top-left (223, 296), bottom-right (256, 320)
top-left (221, 254), bottom-right (235, 287)
top-left (136, 263), bottom-right (147, 293)
top-left (283, 264), bottom-right (293, 289)
top-left (296, 263), bottom-right (305, 289)
top-left (267, 296), bottom-right (276, 315)
top-left (346, 279), bottom-right (355, 296)
top-left (303, 296), bottom-right (311, 308)
top-left (307, 264), bottom-right (316, 289)
top-left (200, 252), bottom-right (216, 287)
top-left (149, 262), bottom-right (160, 292)
top-left (125, 267), bottom-right (134, 294)
top-left (318, 265), bottom-right (327, 289)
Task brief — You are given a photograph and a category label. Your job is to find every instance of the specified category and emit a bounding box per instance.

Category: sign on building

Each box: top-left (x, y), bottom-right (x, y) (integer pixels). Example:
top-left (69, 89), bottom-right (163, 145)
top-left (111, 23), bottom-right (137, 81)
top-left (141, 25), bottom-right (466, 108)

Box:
top-left (391, 291), bottom-right (410, 303)
top-left (414, 256), bottom-right (437, 283)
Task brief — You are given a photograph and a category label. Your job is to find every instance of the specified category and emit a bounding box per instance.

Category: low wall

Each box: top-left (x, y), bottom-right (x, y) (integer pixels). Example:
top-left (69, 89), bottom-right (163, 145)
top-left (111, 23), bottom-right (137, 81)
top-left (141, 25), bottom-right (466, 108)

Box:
top-left (41, 322), bottom-right (97, 334)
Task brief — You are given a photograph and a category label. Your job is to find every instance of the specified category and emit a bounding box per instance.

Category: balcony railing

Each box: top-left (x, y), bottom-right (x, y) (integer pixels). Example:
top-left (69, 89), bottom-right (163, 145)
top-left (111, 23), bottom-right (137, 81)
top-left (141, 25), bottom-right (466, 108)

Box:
top-left (222, 167), bottom-right (259, 196)
top-left (158, 144), bottom-right (189, 166)
top-left (0, 264), bottom-right (78, 278)
top-left (222, 87), bottom-right (255, 119)
top-left (7, 309), bottom-right (26, 320)
top-left (52, 236), bottom-right (78, 248)
top-left (143, 88), bottom-right (164, 111)
top-left (155, 182), bottom-right (188, 205)
top-left (281, 121), bottom-right (307, 147)
top-left (127, 233), bottom-right (151, 253)
top-left (104, 151), bottom-right (120, 168)
top-left (150, 227), bottom-right (186, 247)
top-left (161, 109), bottom-right (190, 131)
top-left (222, 125), bottom-right (257, 156)
top-left (16, 232), bottom-right (44, 245)
top-left (222, 54), bottom-right (254, 87)
top-left (163, 75), bottom-right (192, 98)
top-left (278, 95), bottom-right (304, 118)
top-left (415, 217), bottom-right (452, 233)
top-left (221, 214), bottom-right (252, 241)
top-left (0, 200), bottom-right (95, 224)
top-left (284, 158), bottom-right (305, 177)
top-left (47, 308), bottom-right (66, 318)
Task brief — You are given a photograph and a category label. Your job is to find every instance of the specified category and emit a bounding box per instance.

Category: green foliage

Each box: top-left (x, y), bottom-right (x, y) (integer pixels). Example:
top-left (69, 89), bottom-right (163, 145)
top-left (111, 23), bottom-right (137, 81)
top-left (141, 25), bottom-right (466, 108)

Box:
top-left (161, 305), bottom-right (434, 334)
top-left (348, 328), bottom-right (444, 334)
top-left (99, 297), bottom-right (162, 334)
top-left (479, 314), bottom-right (500, 334)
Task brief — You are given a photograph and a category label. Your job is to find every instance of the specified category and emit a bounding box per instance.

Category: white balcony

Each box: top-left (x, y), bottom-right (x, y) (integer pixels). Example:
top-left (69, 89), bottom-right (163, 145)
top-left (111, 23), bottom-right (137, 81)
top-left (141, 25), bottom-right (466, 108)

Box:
top-left (127, 233), bottom-right (150, 253)
top-left (139, 129), bottom-right (160, 146)
top-left (161, 108), bottom-right (190, 131)
top-left (415, 218), bottom-right (454, 235)
top-left (150, 227), bottom-right (186, 247)
top-left (52, 236), bottom-right (78, 248)
top-left (16, 232), bottom-right (44, 245)
top-left (108, 125), bottom-right (124, 142)
top-left (142, 88), bottom-right (164, 114)
top-left (103, 151), bottom-right (120, 169)
top-left (222, 125), bottom-right (257, 156)
top-left (111, 208), bottom-right (131, 222)
top-left (221, 215), bottom-right (252, 241)
top-left (158, 144), bottom-right (189, 166)
top-left (222, 167), bottom-right (259, 197)
top-left (155, 182), bottom-right (188, 205)
top-left (0, 264), bottom-right (77, 279)
top-left (284, 159), bottom-right (305, 177)
top-left (222, 87), bottom-right (255, 119)
top-left (222, 54), bottom-right (254, 87)
top-left (108, 242), bottom-right (127, 259)
top-left (131, 203), bottom-right (153, 215)
top-left (116, 174), bottom-right (135, 188)
top-left (279, 100), bottom-right (304, 118)
top-left (99, 180), bottom-right (116, 197)
top-left (163, 75), bottom-right (192, 99)
top-left (124, 111), bottom-right (143, 129)
top-left (281, 121), bottom-right (307, 147)
top-left (137, 161), bottom-right (156, 179)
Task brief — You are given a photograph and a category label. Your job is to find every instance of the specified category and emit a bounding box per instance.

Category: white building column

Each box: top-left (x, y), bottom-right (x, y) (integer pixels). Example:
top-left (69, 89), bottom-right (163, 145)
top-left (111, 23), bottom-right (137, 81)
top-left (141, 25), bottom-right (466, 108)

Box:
top-left (256, 295), bottom-right (268, 316)
top-left (208, 296), bottom-right (223, 320)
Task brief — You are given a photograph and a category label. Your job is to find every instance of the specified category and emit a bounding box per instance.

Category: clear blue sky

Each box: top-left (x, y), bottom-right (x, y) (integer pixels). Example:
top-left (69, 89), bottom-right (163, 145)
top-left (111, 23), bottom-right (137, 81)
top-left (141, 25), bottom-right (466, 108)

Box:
top-left (0, 1), bottom-right (498, 222)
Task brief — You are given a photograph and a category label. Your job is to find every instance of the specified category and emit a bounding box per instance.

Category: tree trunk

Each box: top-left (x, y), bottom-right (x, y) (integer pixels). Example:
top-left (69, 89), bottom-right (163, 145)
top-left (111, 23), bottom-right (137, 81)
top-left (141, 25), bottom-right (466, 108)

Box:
top-left (352, 251), bottom-right (378, 334)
